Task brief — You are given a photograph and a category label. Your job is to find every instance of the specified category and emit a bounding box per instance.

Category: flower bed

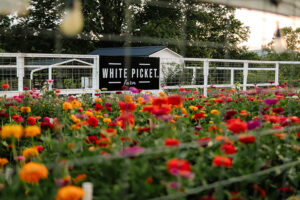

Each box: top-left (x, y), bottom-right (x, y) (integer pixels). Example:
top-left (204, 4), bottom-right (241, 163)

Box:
top-left (0, 86), bottom-right (299, 200)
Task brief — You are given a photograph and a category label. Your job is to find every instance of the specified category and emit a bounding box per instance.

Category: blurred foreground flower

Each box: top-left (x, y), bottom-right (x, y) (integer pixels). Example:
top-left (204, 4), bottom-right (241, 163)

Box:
top-left (19, 162), bottom-right (48, 184)
top-left (55, 185), bottom-right (84, 200)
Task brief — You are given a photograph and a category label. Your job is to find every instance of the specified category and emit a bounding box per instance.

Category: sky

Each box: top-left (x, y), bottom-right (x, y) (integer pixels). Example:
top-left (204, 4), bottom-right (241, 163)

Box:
top-left (235, 9), bottom-right (300, 50)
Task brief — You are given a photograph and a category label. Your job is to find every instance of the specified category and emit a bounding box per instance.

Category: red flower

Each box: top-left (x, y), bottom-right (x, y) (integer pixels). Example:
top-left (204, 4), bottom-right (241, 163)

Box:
top-left (224, 110), bottom-right (237, 120)
top-left (272, 107), bottom-right (284, 114)
top-left (167, 96), bottom-right (183, 106)
top-left (41, 122), bottom-right (53, 130)
top-left (142, 105), bottom-right (153, 113)
top-left (151, 105), bottom-right (171, 116)
top-left (27, 117), bottom-right (36, 125)
top-left (1, 84), bottom-right (9, 89)
top-left (88, 116), bottom-right (98, 127)
top-left (297, 131), bottom-right (300, 139)
top-left (238, 134), bottom-right (256, 144)
top-left (152, 97), bottom-right (168, 106)
top-left (85, 135), bottom-right (98, 144)
top-left (198, 197), bottom-right (216, 200)
top-left (35, 145), bottom-right (44, 152)
top-left (279, 187), bottom-right (293, 193)
top-left (167, 158), bottom-right (191, 177)
top-left (94, 104), bottom-right (103, 111)
top-left (194, 113), bottom-right (205, 120)
top-left (164, 138), bottom-right (180, 147)
top-left (117, 112), bottom-right (135, 129)
top-left (212, 155), bottom-right (232, 168)
top-left (197, 137), bottom-right (211, 147)
top-left (137, 127), bottom-right (150, 134)
top-left (118, 101), bottom-right (136, 112)
top-left (226, 118), bottom-right (247, 134)
top-left (220, 143), bottom-right (236, 155)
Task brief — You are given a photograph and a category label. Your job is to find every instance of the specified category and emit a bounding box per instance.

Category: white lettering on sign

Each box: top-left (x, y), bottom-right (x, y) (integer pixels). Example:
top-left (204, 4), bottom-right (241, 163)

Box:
top-left (102, 68), bottom-right (159, 79)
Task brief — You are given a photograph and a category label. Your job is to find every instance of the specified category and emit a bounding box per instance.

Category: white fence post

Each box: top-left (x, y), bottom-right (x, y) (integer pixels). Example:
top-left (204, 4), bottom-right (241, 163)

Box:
top-left (48, 66), bottom-right (52, 90)
top-left (192, 67), bottom-right (196, 85)
top-left (275, 62), bottom-right (279, 86)
top-left (92, 56), bottom-right (99, 97)
top-left (203, 60), bottom-right (209, 96)
top-left (230, 69), bottom-right (234, 88)
top-left (243, 62), bottom-right (248, 91)
top-left (17, 54), bottom-right (24, 92)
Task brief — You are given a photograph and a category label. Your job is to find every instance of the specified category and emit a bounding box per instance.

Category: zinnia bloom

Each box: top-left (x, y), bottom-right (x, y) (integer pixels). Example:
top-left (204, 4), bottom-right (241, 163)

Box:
top-left (1, 84), bottom-right (9, 89)
top-left (167, 96), bottom-right (183, 106)
top-left (264, 99), bottom-right (278, 106)
top-left (164, 138), bottom-right (180, 147)
top-left (22, 147), bottom-right (39, 159)
top-left (118, 101), bottom-right (136, 112)
top-left (88, 116), bottom-right (98, 127)
top-left (20, 106), bottom-right (31, 113)
top-left (0, 158), bottom-right (8, 168)
top-left (62, 102), bottom-right (72, 110)
top-left (27, 116), bottom-right (36, 125)
top-left (226, 118), bottom-right (247, 134)
top-left (238, 134), bottom-right (256, 144)
top-left (167, 158), bottom-right (192, 177)
top-left (55, 185), bottom-right (84, 200)
top-left (19, 162), bottom-right (48, 184)
top-left (220, 143), bottom-right (236, 155)
top-left (212, 155), bottom-right (232, 168)
top-left (246, 119), bottom-right (261, 130)
top-left (210, 109), bottom-right (220, 115)
top-left (116, 112), bottom-right (135, 129)
top-left (24, 126), bottom-right (41, 137)
top-left (1, 124), bottom-right (23, 139)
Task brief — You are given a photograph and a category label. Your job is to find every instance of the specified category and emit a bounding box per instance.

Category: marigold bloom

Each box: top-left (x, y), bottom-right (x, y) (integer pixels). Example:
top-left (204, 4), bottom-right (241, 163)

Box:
top-left (27, 116), bottom-right (36, 125)
top-left (24, 126), bottom-right (41, 137)
top-left (20, 106), bottom-right (31, 113)
top-left (167, 158), bottom-right (191, 177)
top-left (0, 158), bottom-right (8, 168)
top-left (226, 118), bottom-right (247, 134)
top-left (19, 162), bottom-right (48, 184)
top-left (212, 155), bottom-right (232, 168)
top-left (22, 147), bottom-right (39, 159)
top-left (164, 138), bottom-right (180, 147)
top-left (88, 116), bottom-right (98, 127)
top-left (124, 94), bottom-right (132, 103)
top-left (238, 134), bottom-right (256, 144)
top-left (1, 124), bottom-right (23, 139)
top-left (55, 185), bottom-right (84, 200)
top-left (62, 102), bottom-right (72, 110)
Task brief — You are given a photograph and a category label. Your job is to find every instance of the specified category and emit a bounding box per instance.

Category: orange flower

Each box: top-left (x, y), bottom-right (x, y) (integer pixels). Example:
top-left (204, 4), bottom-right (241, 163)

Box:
top-left (22, 147), bottom-right (39, 159)
top-left (137, 97), bottom-right (145, 104)
top-left (124, 94), bottom-right (132, 103)
top-left (71, 100), bottom-right (81, 108)
top-left (273, 133), bottom-right (286, 139)
top-left (212, 155), bottom-right (232, 168)
top-left (0, 158), bottom-right (8, 168)
top-left (62, 102), bottom-right (72, 110)
top-left (73, 174), bottom-right (87, 183)
top-left (19, 162), bottom-right (48, 184)
top-left (55, 185), bottom-right (84, 200)
top-left (240, 110), bottom-right (249, 117)
top-left (24, 126), bottom-right (41, 137)
top-left (1, 124), bottom-right (23, 139)
top-left (20, 106), bottom-right (31, 113)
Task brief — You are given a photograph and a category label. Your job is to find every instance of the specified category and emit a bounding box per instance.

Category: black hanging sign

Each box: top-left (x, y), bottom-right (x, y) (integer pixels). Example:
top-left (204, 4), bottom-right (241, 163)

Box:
top-left (99, 56), bottom-right (160, 91)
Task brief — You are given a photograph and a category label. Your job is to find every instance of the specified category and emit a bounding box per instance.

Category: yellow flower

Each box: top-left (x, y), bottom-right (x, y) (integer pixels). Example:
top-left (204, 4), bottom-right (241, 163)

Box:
top-left (71, 100), bottom-right (81, 108)
top-left (70, 123), bottom-right (81, 130)
top-left (55, 185), bottom-right (84, 200)
top-left (189, 106), bottom-right (198, 111)
top-left (62, 102), bottom-right (72, 110)
top-left (23, 147), bottom-right (39, 159)
top-left (0, 158), bottom-right (8, 168)
top-left (24, 126), bottom-right (41, 137)
top-left (71, 115), bottom-right (81, 123)
top-left (200, 110), bottom-right (206, 114)
top-left (19, 162), bottom-right (48, 184)
top-left (209, 120), bottom-right (214, 124)
top-left (94, 98), bottom-right (102, 103)
top-left (210, 109), bottom-right (220, 115)
top-left (124, 94), bottom-right (132, 103)
top-left (20, 106), bottom-right (31, 113)
top-left (181, 108), bottom-right (187, 115)
top-left (103, 118), bottom-right (111, 123)
top-left (1, 125), bottom-right (23, 139)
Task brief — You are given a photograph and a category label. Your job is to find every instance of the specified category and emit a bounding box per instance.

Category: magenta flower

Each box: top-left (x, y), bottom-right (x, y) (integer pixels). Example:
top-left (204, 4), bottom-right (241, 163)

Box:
top-left (129, 87), bottom-right (140, 94)
top-left (246, 119), bottom-right (261, 130)
top-left (119, 146), bottom-right (144, 157)
top-left (194, 126), bottom-right (202, 131)
top-left (264, 99), bottom-right (278, 106)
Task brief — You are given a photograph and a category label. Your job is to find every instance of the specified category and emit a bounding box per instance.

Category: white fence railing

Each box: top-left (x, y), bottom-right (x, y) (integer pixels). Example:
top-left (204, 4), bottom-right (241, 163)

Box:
top-left (0, 53), bottom-right (299, 97)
